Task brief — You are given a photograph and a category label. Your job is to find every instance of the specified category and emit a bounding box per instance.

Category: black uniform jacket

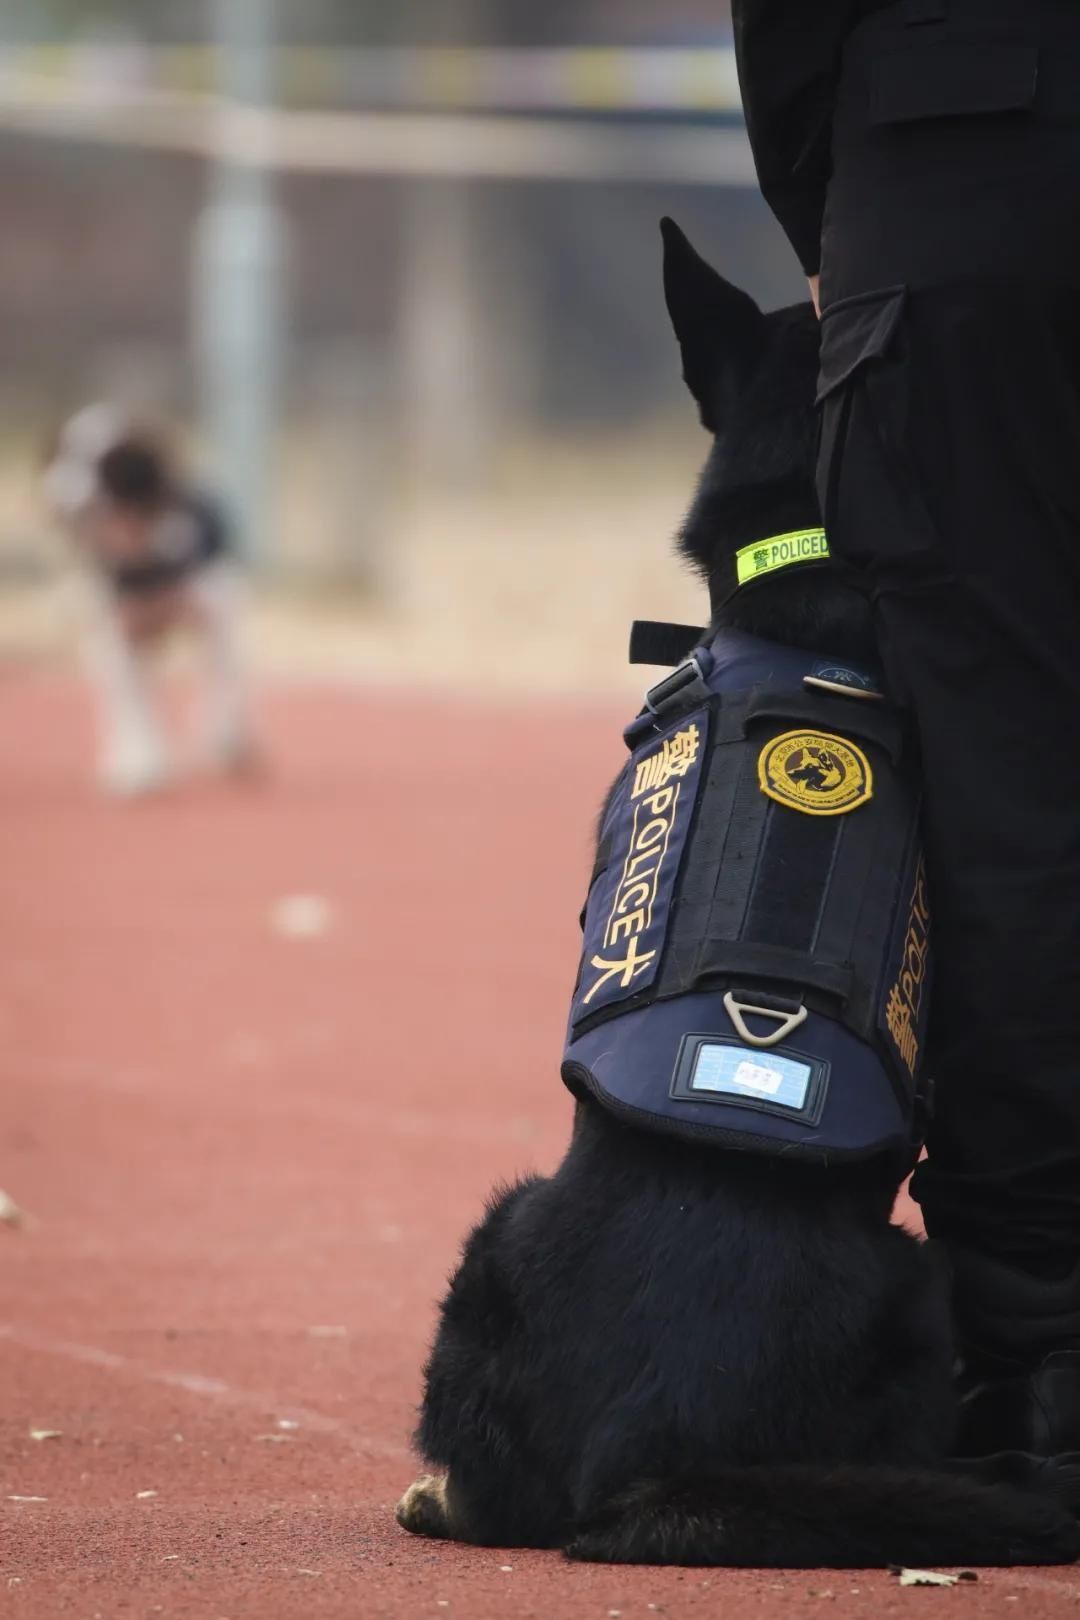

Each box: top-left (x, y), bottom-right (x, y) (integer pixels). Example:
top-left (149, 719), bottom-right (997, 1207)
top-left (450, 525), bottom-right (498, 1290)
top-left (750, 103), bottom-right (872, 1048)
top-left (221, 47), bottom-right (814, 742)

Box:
top-left (731, 2), bottom-right (885, 275)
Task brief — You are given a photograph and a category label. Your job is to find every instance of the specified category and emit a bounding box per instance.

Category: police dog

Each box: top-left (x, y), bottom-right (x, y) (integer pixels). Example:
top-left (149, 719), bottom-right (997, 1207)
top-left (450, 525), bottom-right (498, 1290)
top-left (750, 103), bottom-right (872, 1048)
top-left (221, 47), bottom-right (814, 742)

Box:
top-left (44, 404), bottom-right (256, 796)
top-left (395, 223), bottom-right (1080, 1567)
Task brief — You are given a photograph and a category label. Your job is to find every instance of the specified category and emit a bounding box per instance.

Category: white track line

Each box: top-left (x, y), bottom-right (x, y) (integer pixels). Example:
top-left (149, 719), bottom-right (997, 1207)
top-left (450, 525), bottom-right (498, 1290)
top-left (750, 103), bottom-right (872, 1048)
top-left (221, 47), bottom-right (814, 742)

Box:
top-left (0, 1323), bottom-right (409, 1460)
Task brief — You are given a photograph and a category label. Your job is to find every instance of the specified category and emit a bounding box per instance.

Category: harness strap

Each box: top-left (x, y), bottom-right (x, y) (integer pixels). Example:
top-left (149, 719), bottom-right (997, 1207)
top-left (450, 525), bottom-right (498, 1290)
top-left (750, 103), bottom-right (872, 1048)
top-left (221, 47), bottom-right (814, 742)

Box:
top-left (628, 620), bottom-right (704, 667)
top-left (669, 943), bottom-right (854, 1005)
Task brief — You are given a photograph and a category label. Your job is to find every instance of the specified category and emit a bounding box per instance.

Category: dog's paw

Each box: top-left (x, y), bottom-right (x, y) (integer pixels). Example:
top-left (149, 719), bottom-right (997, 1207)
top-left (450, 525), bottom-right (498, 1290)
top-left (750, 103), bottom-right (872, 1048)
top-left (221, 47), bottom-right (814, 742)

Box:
top-left (396, 1474), bottom-right (451, 1538)
top-left (205, 732), bottom-right (266, 779)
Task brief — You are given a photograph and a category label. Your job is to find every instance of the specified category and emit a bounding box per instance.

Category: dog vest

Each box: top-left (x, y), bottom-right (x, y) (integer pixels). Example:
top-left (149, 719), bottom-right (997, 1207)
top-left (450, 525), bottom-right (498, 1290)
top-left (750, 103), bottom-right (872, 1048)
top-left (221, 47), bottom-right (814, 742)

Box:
top-left (561, 626), bottom-right (931, 1163)
top-left (109, 492), bottom-right (230, 597)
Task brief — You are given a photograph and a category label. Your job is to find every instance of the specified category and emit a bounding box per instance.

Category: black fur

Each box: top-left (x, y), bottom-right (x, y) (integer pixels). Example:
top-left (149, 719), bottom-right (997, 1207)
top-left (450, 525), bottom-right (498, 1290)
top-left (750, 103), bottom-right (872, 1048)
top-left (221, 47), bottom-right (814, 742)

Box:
top-left (566, 1468), bottom-right (1080, 1568)
top-left (397, 222), bottom-right (1080, 1569)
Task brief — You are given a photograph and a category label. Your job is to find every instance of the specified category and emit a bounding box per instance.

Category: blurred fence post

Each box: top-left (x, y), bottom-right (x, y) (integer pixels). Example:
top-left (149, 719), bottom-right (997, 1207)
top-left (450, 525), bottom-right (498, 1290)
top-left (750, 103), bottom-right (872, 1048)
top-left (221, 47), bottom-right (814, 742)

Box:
top-left (397, 0), bottom-right (500, 491)
top-left (399, 178), bottom-right (493, 489)
top-left (192, 0), bottom-right (286, 570)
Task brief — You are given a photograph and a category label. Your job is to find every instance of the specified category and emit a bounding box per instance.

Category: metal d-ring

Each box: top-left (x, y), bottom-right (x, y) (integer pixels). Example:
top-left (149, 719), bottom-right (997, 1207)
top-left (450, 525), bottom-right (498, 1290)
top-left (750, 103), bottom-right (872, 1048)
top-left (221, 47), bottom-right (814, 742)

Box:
top-left (723, 991), bottom-right (808, 1049)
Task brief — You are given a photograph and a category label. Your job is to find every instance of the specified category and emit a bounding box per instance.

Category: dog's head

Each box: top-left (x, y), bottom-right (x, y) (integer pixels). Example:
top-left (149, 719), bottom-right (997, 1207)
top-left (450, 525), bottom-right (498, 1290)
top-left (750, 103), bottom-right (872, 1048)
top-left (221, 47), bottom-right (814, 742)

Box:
top-left (661, 218), bottom-right (822, 612)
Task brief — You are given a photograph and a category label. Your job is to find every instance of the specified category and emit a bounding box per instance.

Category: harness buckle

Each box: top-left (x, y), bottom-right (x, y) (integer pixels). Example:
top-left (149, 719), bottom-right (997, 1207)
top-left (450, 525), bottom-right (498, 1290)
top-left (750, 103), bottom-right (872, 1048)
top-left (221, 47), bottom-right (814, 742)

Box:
top-left (723, 990), bottom-right (808, 1049)
top-left (644, 649), bottom-right (712, 720)
top-left (624, 648), bottom-right (715, 748)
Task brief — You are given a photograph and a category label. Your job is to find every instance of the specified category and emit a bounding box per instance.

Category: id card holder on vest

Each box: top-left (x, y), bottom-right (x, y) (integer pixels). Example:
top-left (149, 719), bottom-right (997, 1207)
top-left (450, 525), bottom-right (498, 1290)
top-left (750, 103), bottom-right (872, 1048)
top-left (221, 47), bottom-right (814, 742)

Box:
top-left (669, 1032), bottom-right (829, 1128)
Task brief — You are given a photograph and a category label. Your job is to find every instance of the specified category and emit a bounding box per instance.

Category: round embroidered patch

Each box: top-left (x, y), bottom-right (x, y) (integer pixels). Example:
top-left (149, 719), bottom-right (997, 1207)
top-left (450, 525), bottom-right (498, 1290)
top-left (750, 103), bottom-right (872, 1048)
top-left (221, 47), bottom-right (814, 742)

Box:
top-left (757, 730), bottom-right (873, 817)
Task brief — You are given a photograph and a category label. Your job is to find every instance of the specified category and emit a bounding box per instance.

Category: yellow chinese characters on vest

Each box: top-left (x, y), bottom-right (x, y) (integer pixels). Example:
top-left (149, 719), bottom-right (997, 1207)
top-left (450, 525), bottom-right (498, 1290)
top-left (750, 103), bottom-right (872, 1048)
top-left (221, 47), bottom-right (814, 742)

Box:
top-left (582, 723), bottom-right (701, 1006)
top-left (884, 857), bottom-right (931, 1078)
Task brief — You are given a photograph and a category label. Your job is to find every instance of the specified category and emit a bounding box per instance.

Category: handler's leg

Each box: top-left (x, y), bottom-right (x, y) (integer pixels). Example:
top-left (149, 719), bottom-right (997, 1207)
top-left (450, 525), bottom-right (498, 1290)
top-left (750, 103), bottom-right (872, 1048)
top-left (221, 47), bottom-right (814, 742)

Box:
top-left (819, 281), bottom-right (1080, 1451)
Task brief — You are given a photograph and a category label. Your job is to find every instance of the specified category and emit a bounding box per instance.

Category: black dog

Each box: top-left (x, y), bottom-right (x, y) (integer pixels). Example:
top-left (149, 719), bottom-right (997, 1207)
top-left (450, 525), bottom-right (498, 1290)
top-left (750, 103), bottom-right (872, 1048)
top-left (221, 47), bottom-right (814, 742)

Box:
top-left (396, 223), bottom-right (1080, 1568)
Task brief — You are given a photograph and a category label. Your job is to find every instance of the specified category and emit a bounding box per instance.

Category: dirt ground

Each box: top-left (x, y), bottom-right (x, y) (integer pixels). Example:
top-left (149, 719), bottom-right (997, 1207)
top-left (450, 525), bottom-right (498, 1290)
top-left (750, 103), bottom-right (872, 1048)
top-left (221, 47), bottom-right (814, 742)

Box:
top-left (2, 674), bottom-right (1079, 1619)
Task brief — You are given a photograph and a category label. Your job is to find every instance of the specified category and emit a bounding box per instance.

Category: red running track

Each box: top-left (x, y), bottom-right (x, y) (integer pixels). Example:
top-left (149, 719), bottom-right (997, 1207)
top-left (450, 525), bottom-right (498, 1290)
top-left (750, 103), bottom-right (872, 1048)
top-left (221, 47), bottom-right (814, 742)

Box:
top-left (1, 675), bottom-right (1077, 1619)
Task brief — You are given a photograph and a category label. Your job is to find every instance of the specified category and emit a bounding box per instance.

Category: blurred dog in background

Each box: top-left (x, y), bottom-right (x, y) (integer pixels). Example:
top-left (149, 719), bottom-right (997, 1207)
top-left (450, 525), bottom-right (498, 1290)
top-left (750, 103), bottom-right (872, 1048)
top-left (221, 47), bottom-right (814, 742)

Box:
top-left (43, 404), bottom-right (258, 795)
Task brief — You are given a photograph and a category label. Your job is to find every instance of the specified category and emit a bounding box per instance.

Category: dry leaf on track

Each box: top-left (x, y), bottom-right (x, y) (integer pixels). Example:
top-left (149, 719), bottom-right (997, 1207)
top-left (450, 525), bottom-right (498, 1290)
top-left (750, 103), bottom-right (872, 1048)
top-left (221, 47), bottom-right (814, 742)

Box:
top-left (891, 1567), bottom-right (978, 1587)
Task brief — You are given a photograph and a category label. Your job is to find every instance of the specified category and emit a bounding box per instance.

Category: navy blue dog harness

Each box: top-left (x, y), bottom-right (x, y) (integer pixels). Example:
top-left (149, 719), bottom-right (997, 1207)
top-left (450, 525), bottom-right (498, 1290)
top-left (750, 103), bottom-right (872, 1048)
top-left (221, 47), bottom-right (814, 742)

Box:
top-left (109, 492), bottom-right (231, 597)
top-left (562, 627), bottom-right (932, 1163)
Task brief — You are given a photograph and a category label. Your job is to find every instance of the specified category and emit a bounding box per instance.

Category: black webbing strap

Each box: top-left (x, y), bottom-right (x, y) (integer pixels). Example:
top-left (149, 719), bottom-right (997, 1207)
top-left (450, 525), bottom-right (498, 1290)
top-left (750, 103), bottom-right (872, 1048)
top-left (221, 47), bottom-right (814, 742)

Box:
top-left (744, 811), bottom-right (841, 956)
top-left (676, 942), bottom-right (854, 1006)
top-left (628, 620), bottom-right (705, 667)
top-left (903, 0), bottom-right (946, 20)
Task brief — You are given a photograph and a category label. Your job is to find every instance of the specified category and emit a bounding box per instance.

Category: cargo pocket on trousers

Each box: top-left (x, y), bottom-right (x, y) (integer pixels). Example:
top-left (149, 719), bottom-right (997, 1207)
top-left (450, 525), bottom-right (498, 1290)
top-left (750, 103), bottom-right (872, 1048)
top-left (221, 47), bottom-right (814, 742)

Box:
top-left (816, 286), bottom-right (942, 584)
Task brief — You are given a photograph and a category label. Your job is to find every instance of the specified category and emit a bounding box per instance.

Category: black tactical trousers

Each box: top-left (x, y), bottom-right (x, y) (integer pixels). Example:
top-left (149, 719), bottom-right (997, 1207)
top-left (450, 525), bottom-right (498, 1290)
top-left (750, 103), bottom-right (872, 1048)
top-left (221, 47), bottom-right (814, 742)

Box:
top-left (816, 0), bottom-right (1080, 1364)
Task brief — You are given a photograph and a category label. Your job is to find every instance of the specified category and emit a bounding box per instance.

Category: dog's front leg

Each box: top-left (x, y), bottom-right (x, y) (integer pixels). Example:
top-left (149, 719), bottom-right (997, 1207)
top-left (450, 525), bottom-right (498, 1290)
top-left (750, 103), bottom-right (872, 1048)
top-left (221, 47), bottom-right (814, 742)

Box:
top-left (85, 586), bottom-right (168, 794)
top-left (187, 564), bottom-right (258, 771)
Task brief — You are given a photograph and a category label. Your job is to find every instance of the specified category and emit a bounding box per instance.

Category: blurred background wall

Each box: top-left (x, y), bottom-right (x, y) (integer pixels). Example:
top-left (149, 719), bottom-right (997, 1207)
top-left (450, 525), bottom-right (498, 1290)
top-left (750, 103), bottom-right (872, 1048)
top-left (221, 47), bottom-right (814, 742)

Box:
top-left (0, 0), bottom-right (803, 693)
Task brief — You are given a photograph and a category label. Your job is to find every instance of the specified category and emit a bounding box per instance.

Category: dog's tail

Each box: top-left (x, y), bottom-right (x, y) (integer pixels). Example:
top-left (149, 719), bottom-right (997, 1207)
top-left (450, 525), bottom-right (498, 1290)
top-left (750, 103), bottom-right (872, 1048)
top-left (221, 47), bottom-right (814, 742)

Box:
top-left (565, 1465), bottom-right (1080, 1568)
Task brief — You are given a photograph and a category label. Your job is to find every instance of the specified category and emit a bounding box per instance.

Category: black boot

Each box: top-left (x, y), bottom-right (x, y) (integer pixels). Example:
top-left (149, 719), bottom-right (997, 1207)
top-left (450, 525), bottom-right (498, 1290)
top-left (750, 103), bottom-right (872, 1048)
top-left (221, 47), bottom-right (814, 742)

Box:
top-left (945, 1244), bottom-right (1080, 1508)
top-left (956, 1350), bottom-right (1080, 1458)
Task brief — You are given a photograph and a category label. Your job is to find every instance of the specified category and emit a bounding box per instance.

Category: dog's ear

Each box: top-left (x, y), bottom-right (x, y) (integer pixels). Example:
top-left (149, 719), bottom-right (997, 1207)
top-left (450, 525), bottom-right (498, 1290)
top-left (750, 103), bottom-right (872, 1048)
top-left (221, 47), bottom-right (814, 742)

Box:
top-left (661, 218), bottom-right (767, 433)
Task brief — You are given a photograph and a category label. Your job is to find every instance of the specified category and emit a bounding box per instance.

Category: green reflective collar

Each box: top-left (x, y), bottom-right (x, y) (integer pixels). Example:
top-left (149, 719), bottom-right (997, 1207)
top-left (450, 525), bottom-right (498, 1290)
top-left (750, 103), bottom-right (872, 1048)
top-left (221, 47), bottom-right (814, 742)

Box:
top-left (734, 527), bottom-right (830, 590)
